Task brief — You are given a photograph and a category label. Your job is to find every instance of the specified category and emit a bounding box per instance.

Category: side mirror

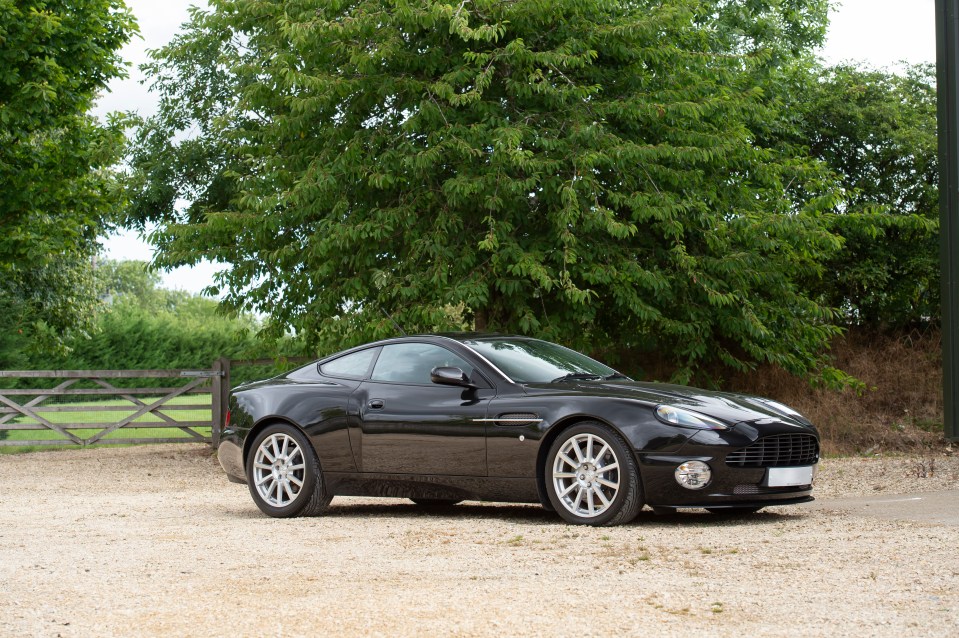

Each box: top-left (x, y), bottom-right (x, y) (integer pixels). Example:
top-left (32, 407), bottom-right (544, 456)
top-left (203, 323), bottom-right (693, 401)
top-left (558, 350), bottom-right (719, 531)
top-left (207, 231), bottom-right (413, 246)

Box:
top-left (430, 366), bottom-right (475, 388)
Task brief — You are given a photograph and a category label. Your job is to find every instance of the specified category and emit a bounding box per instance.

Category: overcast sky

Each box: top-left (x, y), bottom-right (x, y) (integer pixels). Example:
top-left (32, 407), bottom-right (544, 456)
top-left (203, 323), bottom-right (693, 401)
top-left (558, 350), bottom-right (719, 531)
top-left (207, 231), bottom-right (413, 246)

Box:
top-left (99, 0), bottom-right (939, 295)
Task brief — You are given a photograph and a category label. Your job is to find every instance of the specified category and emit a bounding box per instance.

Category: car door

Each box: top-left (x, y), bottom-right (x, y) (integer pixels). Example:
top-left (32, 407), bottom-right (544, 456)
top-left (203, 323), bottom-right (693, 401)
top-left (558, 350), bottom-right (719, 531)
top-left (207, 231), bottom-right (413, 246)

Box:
top-left (352, 342), bottom-right (493, 476)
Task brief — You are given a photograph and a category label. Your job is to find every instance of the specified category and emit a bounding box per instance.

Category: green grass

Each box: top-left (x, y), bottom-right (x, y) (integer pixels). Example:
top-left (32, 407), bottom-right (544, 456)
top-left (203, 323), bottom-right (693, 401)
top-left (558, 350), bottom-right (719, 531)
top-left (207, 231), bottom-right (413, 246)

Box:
top-left (0, 394), bottom-right (213, 454)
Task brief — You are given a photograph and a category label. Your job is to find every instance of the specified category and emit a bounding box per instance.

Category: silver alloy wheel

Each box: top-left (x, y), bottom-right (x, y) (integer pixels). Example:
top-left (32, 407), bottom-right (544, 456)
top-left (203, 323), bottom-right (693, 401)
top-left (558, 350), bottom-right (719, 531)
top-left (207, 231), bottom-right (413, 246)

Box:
top-left (551, 432), bottom-right (621, 518)
top-left (252, 432), bottom-right (307, 508)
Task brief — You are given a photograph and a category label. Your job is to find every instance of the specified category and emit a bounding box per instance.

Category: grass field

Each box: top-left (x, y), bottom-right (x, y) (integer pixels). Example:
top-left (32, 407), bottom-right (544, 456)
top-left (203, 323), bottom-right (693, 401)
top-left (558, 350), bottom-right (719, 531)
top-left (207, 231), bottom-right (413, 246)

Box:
top-left (0, 394), bottom-right (213, 453)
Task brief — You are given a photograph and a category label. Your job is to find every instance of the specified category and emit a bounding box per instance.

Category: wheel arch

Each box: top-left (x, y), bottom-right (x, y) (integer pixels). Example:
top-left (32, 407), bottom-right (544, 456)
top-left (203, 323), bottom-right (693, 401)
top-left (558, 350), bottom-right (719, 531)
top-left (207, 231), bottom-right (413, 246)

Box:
top-left (534, 414), bottom-right (631, 510)
top-left (243, 416), bottom-right (315, 471)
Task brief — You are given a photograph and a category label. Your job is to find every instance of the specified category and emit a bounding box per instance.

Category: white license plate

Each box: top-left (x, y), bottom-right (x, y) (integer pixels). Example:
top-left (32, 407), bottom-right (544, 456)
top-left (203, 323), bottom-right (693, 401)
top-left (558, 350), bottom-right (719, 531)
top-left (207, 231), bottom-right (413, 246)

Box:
top-left (764, 466), bottom-right (815, 487)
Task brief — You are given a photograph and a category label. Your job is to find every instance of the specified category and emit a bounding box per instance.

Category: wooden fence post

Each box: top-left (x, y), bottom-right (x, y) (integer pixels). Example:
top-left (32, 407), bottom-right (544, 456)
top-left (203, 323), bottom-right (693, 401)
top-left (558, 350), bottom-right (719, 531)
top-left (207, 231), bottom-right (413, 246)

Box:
top-left (211, 357), bottom-right (230, 448)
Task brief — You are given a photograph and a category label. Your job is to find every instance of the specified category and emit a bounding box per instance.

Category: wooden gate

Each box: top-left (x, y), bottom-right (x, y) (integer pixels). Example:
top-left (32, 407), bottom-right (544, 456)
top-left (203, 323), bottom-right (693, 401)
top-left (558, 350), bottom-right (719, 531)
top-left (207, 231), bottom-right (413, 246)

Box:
top-left (0, 359), bottom-right (229, 449)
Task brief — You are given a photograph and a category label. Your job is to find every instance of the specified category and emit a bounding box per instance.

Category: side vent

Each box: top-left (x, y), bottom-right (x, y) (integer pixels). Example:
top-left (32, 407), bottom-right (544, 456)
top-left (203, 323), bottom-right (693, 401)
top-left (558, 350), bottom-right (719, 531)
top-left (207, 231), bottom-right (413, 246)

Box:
top-left (494, 413), bottom-right (541, 426)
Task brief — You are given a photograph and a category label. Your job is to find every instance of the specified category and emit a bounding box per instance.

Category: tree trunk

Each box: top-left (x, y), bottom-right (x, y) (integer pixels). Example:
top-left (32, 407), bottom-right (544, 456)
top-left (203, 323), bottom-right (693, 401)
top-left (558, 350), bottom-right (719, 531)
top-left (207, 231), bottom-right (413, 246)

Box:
top-left (474, 308), bottom-right (488, 331)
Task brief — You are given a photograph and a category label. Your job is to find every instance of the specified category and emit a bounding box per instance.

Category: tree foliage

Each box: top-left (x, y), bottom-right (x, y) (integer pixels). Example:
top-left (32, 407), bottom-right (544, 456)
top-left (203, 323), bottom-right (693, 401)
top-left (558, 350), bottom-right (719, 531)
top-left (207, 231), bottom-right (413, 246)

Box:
top-left (788, 63), bottom-right (939, 328)
top-left (128, 0), bottom-right (846, 382)
top-left (0, 0), bottom-right (137, 360)
top-left (52, 260), bottom-right (271, 378)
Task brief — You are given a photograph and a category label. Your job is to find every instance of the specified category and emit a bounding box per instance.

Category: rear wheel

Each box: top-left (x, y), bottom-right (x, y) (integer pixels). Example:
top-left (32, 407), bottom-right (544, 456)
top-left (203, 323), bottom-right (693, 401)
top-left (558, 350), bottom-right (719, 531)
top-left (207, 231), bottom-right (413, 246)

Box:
top-left (246, 423), bottom-right (331, 518)
top-left (545, 422), bottom-right (643, 526)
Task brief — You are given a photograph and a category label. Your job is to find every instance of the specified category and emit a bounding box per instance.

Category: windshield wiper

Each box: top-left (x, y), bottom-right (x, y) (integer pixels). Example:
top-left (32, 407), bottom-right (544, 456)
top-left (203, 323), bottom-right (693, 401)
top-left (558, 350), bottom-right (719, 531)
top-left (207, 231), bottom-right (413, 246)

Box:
top-left (603, 373), bottom-right (631, 381)
top-left (551, 373), bottom-right (603, 383)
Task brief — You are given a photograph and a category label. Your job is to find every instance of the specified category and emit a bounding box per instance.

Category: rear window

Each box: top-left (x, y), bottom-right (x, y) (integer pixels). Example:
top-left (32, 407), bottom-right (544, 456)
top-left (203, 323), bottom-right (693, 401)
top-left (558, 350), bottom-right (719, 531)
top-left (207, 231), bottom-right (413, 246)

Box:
top-left (287, 362), bottom-right (323, 381)
top-left (320, 347), bottom-right (379, 379)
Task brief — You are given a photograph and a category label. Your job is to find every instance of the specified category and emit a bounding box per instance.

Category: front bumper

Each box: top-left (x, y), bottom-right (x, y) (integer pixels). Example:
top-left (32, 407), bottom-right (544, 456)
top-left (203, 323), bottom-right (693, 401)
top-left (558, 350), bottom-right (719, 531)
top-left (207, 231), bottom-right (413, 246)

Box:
top-left (637, 418), bottom-right (819, 508)
top-left (641, 418), bottom-right (820, 507)
top-left (639, 453), bottom-right (815, 507)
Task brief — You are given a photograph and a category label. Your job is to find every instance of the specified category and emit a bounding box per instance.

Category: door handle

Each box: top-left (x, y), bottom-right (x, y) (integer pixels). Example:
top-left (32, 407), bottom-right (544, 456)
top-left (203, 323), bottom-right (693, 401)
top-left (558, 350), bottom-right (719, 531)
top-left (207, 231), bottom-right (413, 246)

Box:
top-left (368, 399), bottom-right (385, 410)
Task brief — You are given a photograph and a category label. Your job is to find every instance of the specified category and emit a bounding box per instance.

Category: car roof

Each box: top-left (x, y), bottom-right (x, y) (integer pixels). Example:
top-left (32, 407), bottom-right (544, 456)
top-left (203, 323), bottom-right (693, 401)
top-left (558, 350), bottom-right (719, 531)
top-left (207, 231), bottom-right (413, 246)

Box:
top-left (415, 332), bottom-right (528, 342)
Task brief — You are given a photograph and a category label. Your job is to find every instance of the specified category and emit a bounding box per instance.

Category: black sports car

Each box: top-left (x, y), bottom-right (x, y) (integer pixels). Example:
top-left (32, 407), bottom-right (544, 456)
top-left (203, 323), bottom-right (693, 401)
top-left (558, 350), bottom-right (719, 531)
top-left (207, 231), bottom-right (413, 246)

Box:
top-left (217, 334), bottom-right (819, 526)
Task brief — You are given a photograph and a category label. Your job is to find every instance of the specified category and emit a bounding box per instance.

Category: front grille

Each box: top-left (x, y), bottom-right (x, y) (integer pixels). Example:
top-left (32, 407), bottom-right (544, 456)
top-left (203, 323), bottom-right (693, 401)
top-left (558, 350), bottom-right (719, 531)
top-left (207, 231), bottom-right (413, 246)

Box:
top-left (726, 433), bottom-right (819, 468)
top-left (733, 484), bottom-right (760, 495)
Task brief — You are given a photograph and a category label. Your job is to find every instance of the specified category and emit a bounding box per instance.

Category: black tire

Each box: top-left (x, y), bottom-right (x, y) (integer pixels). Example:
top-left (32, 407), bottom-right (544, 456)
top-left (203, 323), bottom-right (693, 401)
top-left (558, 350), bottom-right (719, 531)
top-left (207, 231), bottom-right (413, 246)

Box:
top-left (545, 422), bottom-right (643, 526)
top-left (409, 498), bottom-right (463, 509)
top-left (705, 506), bottom-right (764, 516)
top-left (246, 423), bottom-right (332, 518)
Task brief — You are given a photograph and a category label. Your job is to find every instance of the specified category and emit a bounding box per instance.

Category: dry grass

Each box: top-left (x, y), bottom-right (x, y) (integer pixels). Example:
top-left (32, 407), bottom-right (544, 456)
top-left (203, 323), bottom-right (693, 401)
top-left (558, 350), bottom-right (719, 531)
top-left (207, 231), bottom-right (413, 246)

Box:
top-left (726, 328), bottom-right (946, 455)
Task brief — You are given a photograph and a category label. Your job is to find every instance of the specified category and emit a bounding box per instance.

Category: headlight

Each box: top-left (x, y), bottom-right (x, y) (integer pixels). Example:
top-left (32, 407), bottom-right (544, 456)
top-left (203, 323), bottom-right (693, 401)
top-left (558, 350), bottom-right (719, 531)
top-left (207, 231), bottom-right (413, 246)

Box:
top-left (655, 405), bottom-right (729, 430)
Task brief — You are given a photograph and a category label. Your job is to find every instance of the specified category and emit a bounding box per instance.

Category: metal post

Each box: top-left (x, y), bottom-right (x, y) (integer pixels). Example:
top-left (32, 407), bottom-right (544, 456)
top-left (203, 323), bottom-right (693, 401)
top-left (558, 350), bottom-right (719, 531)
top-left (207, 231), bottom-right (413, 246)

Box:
top-left (937, 0), bottom-right (959, 441)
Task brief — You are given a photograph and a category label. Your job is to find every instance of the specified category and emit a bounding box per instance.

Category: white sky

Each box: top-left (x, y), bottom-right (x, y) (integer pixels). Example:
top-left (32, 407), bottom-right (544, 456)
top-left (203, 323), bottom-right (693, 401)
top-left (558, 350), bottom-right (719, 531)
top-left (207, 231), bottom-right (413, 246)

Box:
top-left (95, 1), bottom-right (215, 294)
top-left (823, 0), bottom-right (936, 67)
top-left (98, 0), bottom-right (938, 295)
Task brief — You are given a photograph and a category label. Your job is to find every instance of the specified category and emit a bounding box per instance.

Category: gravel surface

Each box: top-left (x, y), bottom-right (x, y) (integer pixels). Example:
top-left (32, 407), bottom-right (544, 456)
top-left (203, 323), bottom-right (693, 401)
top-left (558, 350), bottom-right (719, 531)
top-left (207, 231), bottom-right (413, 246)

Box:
top-left (1, 445), bottom-right (957, 637)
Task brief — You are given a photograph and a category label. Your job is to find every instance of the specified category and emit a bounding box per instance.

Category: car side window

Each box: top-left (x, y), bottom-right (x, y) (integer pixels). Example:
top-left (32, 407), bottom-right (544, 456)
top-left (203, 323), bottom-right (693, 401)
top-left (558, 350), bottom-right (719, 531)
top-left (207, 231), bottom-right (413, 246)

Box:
top-left (370, 343), bottom-right (473, 385)
top-left (320, 347), bottom-right (378, 379)
top-left (287, 362), bottom-right (324, 381)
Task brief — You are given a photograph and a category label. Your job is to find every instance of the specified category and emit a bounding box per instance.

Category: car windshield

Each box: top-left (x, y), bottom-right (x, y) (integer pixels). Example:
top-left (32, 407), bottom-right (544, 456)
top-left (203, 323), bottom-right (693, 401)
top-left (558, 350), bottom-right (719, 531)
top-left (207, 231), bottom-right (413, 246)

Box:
top-left (463, 338), bottom-right (621, 384)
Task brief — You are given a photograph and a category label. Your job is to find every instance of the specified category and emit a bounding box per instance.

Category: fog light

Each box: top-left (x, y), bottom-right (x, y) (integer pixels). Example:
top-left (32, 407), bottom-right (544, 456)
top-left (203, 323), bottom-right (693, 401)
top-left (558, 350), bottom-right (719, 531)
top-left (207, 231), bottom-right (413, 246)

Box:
top-left (675, 461), bottom-right (711, 489)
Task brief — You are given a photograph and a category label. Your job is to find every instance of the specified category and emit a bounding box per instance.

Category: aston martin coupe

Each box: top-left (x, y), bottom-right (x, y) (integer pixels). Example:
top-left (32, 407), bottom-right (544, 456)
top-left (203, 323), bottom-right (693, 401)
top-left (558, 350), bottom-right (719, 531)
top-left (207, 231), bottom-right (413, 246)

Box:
top-left (217, 334), bottom-right (819, 526)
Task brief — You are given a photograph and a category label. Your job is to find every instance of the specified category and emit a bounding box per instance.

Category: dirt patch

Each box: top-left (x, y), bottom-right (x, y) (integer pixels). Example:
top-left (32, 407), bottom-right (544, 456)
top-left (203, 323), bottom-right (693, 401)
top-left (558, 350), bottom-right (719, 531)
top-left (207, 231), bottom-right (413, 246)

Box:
top-left (1, 445), bottom-right (957, 637)
top-left (727, 329), bottom-right (947, 455)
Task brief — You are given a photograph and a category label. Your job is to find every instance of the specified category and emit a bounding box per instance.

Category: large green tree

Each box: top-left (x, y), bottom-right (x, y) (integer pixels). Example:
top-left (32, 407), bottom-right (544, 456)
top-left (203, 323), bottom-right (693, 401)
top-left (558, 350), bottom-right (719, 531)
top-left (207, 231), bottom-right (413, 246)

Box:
top-left (0, 0), bottom-right (136, 363)
top-left (128, 0), bottom-right (845, 382)
top-left (788, 63), bottom-right (939, 328)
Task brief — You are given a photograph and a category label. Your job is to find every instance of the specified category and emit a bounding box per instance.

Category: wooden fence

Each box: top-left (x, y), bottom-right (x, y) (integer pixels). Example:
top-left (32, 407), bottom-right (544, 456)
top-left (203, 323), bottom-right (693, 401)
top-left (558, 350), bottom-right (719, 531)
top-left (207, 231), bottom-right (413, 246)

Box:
top-left (0, 357), bottom-right (313, 449)
top-left (0, 359), bottom-right (231, 448)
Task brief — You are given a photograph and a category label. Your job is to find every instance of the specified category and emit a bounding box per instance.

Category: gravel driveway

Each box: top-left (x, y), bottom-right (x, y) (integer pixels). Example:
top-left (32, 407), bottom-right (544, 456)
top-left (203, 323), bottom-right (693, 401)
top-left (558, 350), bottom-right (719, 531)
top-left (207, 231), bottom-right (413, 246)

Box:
top-left (1, 445), bottom-right (957, 637)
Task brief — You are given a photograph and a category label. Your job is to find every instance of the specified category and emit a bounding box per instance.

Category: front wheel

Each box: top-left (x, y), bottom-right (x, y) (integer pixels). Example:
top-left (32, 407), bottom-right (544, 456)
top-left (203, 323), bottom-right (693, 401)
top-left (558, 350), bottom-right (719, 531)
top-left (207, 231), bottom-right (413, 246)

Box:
top-left (246, 423), bottom-right (331, 518)
top-left (545, 422), bottom-right (643, 526)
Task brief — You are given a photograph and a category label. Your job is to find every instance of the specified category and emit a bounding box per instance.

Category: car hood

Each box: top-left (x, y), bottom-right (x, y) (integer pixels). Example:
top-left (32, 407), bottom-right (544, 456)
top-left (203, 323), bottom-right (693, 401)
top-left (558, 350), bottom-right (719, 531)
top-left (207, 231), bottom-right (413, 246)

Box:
top-left (524, 380), bottom-right (813, 429)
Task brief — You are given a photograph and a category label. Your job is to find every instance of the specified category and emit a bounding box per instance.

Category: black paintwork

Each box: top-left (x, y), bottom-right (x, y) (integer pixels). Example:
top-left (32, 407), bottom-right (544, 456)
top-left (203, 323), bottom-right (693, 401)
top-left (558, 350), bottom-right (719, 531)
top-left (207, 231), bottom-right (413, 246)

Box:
top-left (217, 334), bottom-right (819, 511)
